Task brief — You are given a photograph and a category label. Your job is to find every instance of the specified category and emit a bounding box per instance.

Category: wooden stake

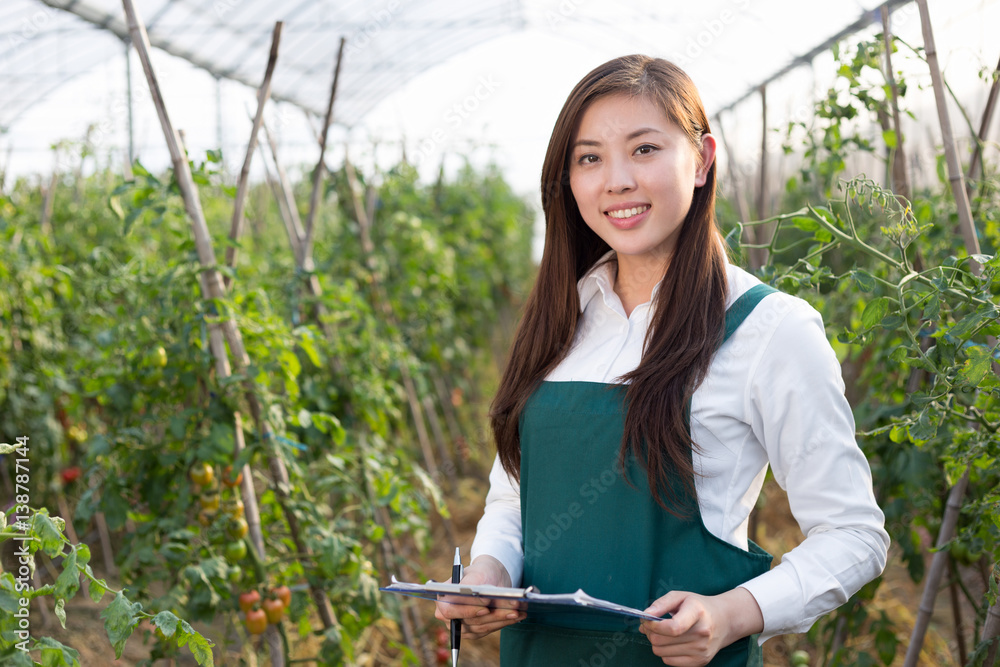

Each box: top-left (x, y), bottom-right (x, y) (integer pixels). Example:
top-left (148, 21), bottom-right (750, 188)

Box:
top-left (95, 512), bottom-right (116, 576)
top-left (423, 394), bottom-right (457, 489)
top-left (756, 85), bottom-right (768, 221)
top-left (967, 54), bottom-right (1000, 199)
top-left (40, 171), bottom-right (58, 237)
top-left (915, 0), bottom-right (980, 263)
top-left (881, 6), bottom-right (912, 204)
top-left (904, 468), bottom-right (971, 667)
top-left (122, 1), bottom-right (335, 654)
top-left (302, 37), bottom-right (346, 265)
top-left (224, 22), bottom-right (283, 288)
top-left (261, 118), bottom-right (305, 260)
top-left (432, 372), bottom-right (467, 477)
top-left (984, 593), bottom-right (1000, 666)
top-left (947, 557), bottom-right (968, 666)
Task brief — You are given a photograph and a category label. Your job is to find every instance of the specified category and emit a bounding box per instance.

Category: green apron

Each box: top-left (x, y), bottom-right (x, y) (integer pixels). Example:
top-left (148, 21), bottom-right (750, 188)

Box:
top-left (500, 284), bottom-right (777, 666)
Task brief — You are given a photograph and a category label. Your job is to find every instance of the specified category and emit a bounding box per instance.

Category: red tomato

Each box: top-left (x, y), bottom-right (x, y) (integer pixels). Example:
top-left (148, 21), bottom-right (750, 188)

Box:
top-left (222, 465), bottom-right (243, 488)
top-left (272, 585), bottom-right (292, 608)
top-left (238, 590), bottom-right (260, 614)
top-left (61, 467), bottom-right (82, 484)
top-left (244, 608), bottom-right (267, 635)
top-left (262, 598), bottom-right (285, 624)
top-left (435, 646), bottom-right (450, 664)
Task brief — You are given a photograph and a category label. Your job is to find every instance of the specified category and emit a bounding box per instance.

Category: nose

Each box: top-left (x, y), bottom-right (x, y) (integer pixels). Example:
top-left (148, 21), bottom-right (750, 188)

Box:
top-left (604, 155), bottom-right (635, 194)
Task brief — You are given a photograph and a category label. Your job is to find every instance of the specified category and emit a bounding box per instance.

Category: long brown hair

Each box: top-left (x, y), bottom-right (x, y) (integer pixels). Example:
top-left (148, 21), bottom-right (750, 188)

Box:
top-left (490, 55), bottom-right (728, 514)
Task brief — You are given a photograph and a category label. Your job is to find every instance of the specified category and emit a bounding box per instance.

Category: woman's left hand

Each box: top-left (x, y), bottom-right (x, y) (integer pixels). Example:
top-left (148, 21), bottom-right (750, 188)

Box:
top-left (638, 587), bottom-right (764, 667)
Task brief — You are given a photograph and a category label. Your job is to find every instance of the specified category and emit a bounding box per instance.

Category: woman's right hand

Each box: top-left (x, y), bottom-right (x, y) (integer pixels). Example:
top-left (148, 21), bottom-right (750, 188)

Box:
top-left (433, 555), bottom-right (526, 638)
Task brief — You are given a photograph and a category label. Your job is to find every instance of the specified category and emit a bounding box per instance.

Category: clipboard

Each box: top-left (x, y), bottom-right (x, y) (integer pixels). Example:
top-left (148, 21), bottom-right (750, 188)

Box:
top-left (380, 576), bottom-right (664, 622)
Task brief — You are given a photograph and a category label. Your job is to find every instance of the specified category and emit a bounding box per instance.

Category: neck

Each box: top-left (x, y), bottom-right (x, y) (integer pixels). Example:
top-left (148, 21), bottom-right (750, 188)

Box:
top-left (614, 252), bottom-right (669, 317)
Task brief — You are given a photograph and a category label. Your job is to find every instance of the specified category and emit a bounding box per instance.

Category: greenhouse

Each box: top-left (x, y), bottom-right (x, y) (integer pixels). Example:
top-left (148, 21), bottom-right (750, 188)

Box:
top-left (1, 0), bottom-right (999, 665)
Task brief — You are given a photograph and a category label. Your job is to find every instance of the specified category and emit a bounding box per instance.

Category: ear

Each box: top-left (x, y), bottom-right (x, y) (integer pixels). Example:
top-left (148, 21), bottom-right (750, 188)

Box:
top-left (694, 134), bottom-right (717, 187)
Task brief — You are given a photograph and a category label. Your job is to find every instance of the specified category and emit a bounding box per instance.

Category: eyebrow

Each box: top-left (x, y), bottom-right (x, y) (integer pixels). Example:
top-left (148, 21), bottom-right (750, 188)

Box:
top-left (572, 127), bottom-right (664, 150)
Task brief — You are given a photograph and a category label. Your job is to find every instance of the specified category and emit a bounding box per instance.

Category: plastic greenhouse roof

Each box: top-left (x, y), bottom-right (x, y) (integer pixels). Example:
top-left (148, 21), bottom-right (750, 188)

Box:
top-left (3, 0), bottom-right (919, 133)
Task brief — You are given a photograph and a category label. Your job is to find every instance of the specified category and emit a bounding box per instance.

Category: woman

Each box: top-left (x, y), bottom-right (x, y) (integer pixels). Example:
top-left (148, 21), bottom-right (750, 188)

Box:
top-left (435, 54), bottom-right (888, 667)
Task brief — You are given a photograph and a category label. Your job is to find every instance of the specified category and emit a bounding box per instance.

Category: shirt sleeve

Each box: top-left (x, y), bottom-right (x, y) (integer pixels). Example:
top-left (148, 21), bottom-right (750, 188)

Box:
top-left (738, 298), bottom-right (890, 643)
top-left (469, 455), bottom-right (524, 587)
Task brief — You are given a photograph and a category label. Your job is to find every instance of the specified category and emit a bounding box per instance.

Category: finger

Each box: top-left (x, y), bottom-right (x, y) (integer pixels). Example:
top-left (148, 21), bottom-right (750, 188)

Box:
top-left (644, 590), bottom-right (685, 619)
top-left (463, 614), bottom-right (525, 637)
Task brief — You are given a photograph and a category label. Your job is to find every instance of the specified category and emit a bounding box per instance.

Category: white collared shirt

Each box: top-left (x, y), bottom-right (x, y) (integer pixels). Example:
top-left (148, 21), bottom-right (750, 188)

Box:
top-left (470, 253), bottom-right (889, 642)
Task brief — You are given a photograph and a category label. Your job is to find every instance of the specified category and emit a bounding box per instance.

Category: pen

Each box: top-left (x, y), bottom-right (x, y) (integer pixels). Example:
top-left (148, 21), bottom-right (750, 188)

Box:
top-left (451, 547), bottom-right (462, 667)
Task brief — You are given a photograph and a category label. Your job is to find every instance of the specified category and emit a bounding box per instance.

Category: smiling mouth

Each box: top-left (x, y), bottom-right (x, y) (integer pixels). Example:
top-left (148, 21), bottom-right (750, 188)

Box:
top-left (606, 205), bottom-right (650, 220)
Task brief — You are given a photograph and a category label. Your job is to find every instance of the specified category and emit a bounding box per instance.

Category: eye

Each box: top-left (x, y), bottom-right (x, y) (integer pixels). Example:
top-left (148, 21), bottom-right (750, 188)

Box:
top-left (576, 153), bottom-right (599, 165)
top-left (635, 144), bottom-right (658, 156)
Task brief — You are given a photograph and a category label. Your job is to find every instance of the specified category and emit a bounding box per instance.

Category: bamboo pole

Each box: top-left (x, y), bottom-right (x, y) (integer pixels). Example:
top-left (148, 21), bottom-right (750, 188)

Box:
top-left (967, 54), bottom-right (1000, 199)
top-left (881, 6), bottom-right (912, 204)
top-left (756, 84), bottom-right (768, 221)
top-left (947, 558), bottom-right (968, 666)
top-left (302, 37), bottom-right (345, 266)
top-left (904, 5), bottom-right (987, 665)
top-left (432, 372), bottom-right (467, 477)
top-left (40, 170), bottom-right (58, 236)
top-left (985, 596), bottom-right (1000, 666)
top-left (423, 394), bottom-right (457, 489)
top-left (915, 0), bottom-right (979, 261)
top-left (121, 1), bottom-right (335, 651)
top-left (224, 22), bottom-right (282, 288)
top-left (261, 119), bottom-right (304, 260)
top-left (256, 140), bottom-right (297, 259)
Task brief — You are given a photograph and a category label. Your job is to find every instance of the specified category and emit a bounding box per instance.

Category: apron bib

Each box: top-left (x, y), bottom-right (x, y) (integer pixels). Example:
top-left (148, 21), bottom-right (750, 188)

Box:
top-left (501, 284), bottom-right (776, 667)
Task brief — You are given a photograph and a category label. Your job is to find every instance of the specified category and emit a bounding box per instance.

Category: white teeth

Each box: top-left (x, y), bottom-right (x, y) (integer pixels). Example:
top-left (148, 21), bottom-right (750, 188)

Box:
top-left (607, 205), bottom-right (649, 219)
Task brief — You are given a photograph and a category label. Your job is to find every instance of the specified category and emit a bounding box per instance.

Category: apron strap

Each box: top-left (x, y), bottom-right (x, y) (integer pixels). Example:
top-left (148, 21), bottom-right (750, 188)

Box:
top-left (721, 284), bottom-right (777, 347)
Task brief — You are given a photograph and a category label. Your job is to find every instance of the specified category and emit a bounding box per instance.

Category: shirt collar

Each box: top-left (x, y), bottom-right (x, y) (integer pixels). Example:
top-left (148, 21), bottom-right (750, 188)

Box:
top-left (577, 250), bottom-right (617, 313)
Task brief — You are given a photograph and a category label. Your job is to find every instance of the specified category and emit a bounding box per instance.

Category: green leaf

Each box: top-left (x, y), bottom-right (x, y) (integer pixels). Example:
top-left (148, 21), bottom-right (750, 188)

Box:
top-left (908, 409), bottom-right (938, 442)
top-left (862, 297), bottom-right (891, 330)
top-left (0, 646), bottom-right (34, 666)
top-left (853, 270), bottom-right (877, 292)
top-left (951, 311), bottom-right (985, 339)
top-left (183, 628), bottom-right (215, 667)
top-left (37, 637), bottom-right (80, 667)
top-left (959, 345), bottom-right (993, 386)
top-left (54, 597), bottom-right (67, 629)
top-left (0, 442), bottom-right (18, 455)
top-left (33, 513), bottom-right (65, 558)
top-left (54, 549), bottom-right (80, 601)
top-left (152, 610), bottom-right (179, 638)
top-left (0, 573), bottom-right (23, 613)
top-left (881, 313), bottom-right (905, 330)
top-left (101, 591), bottom-right (143, 659)
top-left (88, 578), bottom-right (107, 604)
top-left (882, 129), bottom-right (898, 149)
top-left (792, 216), bottom-right (819, 232)
top-left (923, 295), bottom-right (940, 320)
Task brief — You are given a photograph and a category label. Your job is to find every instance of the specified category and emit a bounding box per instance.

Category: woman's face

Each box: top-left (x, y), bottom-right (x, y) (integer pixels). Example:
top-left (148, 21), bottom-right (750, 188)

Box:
top-left (568, 93), bottom-right (715, 271)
